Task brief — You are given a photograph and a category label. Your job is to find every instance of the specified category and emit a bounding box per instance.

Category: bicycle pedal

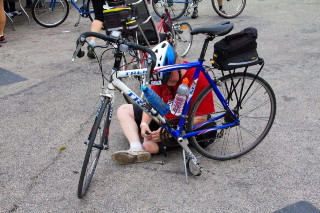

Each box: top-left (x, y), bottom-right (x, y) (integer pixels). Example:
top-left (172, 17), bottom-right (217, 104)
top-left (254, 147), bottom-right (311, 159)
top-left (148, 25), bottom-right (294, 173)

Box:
top-left (153, 160), bottom-right (166, 165)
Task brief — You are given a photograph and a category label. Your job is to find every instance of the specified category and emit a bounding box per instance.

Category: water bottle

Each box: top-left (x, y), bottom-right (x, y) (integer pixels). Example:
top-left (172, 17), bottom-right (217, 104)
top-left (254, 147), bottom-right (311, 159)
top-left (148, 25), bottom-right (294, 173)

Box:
top-left (141, 86), bottom-right (170, 116)
top-left (170, 78), bottom-right (189, 116)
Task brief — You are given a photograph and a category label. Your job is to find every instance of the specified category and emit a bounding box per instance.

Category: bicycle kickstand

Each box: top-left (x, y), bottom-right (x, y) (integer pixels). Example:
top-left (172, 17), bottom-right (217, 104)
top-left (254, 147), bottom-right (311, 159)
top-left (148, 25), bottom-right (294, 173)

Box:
top-left (74, 14), bottom-right (82, 27)
top-left (178, 138), bottom-right (202, 183)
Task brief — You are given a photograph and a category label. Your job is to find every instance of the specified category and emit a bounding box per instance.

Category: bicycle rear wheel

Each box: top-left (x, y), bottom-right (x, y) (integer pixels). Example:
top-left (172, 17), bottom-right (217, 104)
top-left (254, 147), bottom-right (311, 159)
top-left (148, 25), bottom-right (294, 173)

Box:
top-left (75, 0), bottom-right (94, 22)
top-left (152, 0), bottom-right (188, 20)
top-left (173, 22), bottom-right (193, 58)
top-left (187, 72), bottom-right (276, 160)
top-left (32, 0), bottom-right (69, 28)
top-left (77, 97), bottom-right (112, 199)
top-left (211, 0), bottom-right (246, 19)
top-left (86, 0), bottom-right (94, 22)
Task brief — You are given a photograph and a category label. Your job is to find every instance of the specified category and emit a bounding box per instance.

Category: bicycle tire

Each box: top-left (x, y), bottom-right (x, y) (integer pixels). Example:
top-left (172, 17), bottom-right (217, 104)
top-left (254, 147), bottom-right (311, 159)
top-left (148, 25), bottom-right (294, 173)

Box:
top-left (173, 22), bottom-right (193, 58)
top-left (211, 0), bottom-right (246, 19)
top-left (77, 97), bottom-right (112, 199)
top-left (187, 72), bottom-right (276, 160)
top-left (86, 0), bottom-right (94, 22)
top-left (32, 0), bottom-right (69, 28)
top-left (152, 0), bottom-right (188, 21)
top-left (120, 40), bottom-right (146, 105)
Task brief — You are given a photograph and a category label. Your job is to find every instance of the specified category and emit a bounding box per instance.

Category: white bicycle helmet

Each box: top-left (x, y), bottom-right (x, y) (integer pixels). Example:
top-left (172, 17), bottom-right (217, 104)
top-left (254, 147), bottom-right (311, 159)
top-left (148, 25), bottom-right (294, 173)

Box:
top-left (151, 41), bottom-right (176, 84)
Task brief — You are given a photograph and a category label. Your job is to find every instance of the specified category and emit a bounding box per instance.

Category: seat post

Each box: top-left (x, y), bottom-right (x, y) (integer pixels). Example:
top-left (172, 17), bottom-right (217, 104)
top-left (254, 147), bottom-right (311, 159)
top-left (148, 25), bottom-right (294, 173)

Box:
top-left (198, 35), bottom-right (214, 62)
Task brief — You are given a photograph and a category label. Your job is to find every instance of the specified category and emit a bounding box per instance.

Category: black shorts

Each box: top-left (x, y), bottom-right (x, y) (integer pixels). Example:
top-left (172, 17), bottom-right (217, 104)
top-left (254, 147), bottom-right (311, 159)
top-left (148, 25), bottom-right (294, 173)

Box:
top-left (132, 105), bottom-right (179, 153)
top-left (91, 0), bottom-right (104, 22)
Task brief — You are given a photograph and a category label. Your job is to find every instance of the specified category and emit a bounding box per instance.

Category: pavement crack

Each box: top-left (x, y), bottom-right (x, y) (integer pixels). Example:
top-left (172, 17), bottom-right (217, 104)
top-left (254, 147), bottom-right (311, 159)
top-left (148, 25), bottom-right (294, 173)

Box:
top-left (67, 109), bottom-right (96, 144)
top-left (26, 150), bottom-right (64, 192)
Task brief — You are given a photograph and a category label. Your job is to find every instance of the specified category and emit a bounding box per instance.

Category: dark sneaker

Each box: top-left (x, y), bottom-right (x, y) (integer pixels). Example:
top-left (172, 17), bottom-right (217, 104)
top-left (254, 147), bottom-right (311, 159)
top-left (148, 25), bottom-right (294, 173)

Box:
top-left (219, 8), bottom-right (226, 14)
top-left (191, 9), bottom-right (198, 19)
top-left (111, 149), bottom-right (151, 165)
top-left (0, 36), bottom-right (7, 43)
top-left (87, 46), bottom-right (95, 59)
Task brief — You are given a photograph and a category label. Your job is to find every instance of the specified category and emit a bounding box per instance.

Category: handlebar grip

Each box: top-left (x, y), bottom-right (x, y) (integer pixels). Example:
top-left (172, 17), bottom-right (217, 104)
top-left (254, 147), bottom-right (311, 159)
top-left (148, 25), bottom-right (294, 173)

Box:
top-left (79, 32), bottom-right (118, 43)
top-left (77, 32), bottom-right (157, 70)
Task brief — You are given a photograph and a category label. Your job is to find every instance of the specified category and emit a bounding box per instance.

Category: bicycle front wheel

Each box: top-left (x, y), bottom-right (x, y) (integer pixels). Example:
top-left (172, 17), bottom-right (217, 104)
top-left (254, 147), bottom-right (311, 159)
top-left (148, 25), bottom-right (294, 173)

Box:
top-left (152, 0), bottom-right (188, 20)
top-left (187, 72), bottom-right (276, 160)
top-left (77, 97), bottom-right (112, 199)
top-left (32, 0), bottom-right (69, 28)
top-left (173, 22), bottom-right (193, 58)
top-left (211, 0), bottom-right (246, 19)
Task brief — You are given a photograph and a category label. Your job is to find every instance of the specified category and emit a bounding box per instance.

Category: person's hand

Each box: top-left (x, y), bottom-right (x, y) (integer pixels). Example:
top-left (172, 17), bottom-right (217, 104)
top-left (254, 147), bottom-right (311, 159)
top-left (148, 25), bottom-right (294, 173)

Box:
top-left (150, 128), bottom-right (161, 143)
top-left (140, 123), bottom-right (152, 140)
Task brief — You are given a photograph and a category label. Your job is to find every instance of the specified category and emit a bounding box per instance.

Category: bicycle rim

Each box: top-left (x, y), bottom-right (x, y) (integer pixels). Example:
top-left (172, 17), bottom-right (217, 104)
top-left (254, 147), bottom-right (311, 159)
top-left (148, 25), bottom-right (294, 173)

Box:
top-left (120, 47), bottom-right (146, 105)
top-left (173, 22), bottom-right (193, 58)
top-left (32, 0), bottom-right (69, 28)
top-left (77, 97), bottom-right (111, 199)
top-left (188, 72), bottom-right (276, 160)
top-left (86, 0), bottom-right (94, 22)
top-left (152, 0), bottom-right (188, 20)
top-left (211, 0), bottom-right (246, 19)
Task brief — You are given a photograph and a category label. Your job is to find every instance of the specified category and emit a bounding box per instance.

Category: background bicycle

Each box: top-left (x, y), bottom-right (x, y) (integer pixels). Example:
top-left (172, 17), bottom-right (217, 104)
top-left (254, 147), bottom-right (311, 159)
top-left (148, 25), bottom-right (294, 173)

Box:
top-left (31, 0), bottom-right (94, 28)
top-left (152, 0), bottom-right (246, 20)
top-left (156, 7), bottom-right (193, 58)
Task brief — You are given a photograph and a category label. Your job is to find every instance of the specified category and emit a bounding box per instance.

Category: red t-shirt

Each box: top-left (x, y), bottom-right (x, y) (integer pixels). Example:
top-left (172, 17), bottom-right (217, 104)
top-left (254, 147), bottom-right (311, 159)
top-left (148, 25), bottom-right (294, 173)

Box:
top-left (151, 67), bottom-right (215, 120)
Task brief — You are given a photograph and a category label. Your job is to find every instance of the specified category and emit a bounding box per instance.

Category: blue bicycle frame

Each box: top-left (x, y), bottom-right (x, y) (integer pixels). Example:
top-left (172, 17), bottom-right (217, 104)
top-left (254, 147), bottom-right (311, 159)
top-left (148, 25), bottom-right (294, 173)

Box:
top-left (70, 0), bottom-right (94, 15)
top-left (126, 60), bottom-right (240, 140)
top-left (49, 0), bottom-right (94, 15)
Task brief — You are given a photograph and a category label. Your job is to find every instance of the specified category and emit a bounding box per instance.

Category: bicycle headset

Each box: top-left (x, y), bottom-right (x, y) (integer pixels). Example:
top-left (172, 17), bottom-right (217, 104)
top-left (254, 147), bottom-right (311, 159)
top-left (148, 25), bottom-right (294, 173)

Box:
top-left (152, 41), bottom-right (179, 84)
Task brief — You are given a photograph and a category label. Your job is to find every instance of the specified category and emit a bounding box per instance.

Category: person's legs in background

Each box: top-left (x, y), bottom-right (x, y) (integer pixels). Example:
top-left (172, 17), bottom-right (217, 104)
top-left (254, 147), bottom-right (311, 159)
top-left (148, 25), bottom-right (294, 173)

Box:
top-left (25, 0), bottom-right (32, 8)
top-left (87, 19), bottom-right (103, 58)
top-left (0, 0), bottom-right (6, 44)
top-left (87, 0), bottom-right (104, 59)
top-left (4, 0), bottom-right (22, 17)
top-left (217, 0), bottom-right (226, 14)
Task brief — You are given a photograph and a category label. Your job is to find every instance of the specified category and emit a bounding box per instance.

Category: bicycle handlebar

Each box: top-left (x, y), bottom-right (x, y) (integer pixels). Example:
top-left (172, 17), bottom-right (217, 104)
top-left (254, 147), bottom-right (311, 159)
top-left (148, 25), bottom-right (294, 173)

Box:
top-left (72, 32), bottom-right (157, 77)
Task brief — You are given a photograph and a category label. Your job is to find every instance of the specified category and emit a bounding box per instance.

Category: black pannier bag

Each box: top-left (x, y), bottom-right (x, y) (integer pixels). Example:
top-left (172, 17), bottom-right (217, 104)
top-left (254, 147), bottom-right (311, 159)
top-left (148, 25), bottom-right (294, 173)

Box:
top-left (103, 6), bottom-right (138, 36)
top-left (212, 27), bottom-right (259, 70)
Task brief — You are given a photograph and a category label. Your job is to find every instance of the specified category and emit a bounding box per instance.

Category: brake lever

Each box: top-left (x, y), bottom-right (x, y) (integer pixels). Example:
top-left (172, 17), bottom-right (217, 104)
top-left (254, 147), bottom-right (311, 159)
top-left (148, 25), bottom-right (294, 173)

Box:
top-left (72, 36), bottom-right (86, 61)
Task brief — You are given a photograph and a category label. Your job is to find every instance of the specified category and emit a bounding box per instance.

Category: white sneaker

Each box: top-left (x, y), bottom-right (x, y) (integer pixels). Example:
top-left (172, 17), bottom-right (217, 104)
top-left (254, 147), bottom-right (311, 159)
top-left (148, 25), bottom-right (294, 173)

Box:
top-left (111, 149), bottom-right (151, 165)
top-left (7, 12), bottom-right (14, 18)
top-left (12, 11), bottom-right (22, 16)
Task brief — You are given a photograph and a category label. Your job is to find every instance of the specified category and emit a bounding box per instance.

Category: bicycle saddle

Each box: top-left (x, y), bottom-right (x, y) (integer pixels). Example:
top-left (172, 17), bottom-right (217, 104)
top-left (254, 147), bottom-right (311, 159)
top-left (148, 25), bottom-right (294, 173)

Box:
top-left (191, 21), bottom-right (234, 36)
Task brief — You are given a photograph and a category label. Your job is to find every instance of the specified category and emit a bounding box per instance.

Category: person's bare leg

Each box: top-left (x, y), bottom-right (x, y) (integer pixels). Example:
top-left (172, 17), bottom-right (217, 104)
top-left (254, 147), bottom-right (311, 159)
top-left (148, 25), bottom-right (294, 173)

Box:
top-left (0, 0), bottom-right (6, 39)
top-left (87, 20), bottom-right (103, 58)
top-left (142, 140), bottom-right (159, 154)
top-left (117, 104), bottom-right (141, 144)
top-left (89, 19), bottom-right (103, 46)
top-left (112, 104), bottom-right (151, 165)
top-left (217, 0), bottom-right (223, 6)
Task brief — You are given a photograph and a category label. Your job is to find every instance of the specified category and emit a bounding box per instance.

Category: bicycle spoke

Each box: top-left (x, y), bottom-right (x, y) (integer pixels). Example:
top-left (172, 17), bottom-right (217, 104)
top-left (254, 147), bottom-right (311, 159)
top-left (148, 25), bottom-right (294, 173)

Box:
top-left (188, 72), bottom-right (276, 160)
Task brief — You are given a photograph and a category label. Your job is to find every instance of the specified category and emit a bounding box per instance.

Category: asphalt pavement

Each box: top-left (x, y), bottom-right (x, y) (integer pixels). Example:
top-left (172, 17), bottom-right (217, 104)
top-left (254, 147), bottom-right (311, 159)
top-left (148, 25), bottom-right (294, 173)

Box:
top-left (0, 0), bottom-right (320, 212)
